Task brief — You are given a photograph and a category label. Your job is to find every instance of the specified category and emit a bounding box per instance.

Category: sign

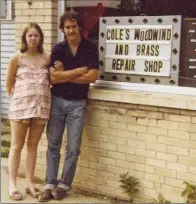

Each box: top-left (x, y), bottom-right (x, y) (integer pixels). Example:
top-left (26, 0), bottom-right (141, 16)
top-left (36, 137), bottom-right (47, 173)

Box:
top-left (105, 25), bottom-right (173, 76)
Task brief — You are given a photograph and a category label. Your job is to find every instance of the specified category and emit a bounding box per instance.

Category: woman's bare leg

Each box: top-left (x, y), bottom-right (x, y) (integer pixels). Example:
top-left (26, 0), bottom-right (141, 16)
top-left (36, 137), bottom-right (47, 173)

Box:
top-left (25, 120), bottom-right (45, 191)
top-left (8, 121), bottom-right (29, 195)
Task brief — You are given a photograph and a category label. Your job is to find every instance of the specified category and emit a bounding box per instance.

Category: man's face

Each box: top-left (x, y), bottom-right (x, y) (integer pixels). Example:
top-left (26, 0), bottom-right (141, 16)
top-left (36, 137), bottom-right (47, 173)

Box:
top-left (63, 19), bottom-right (80, 41)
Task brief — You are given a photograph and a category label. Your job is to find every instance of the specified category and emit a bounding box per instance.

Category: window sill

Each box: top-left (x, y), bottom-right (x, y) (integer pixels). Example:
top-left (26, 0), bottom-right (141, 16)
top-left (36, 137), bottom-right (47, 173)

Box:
top-left (88, 80), bottom-right (196, 111)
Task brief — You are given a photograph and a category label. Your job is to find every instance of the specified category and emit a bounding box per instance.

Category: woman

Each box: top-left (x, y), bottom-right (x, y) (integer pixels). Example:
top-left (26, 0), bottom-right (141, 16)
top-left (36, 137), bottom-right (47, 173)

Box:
top-left (6, 23), bottom-right (51, 200)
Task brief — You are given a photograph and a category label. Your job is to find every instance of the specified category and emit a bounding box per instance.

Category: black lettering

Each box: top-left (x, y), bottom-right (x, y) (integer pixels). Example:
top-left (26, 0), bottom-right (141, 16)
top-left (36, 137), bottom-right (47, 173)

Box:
top-left (148, 29), bottom-right (153, 40)
top-left (141, 45), bottom-right (145, 55)
top-left (131, 60), bottom-right (135, 71)
top-left (112, 59), bottom-right (116, 69)
top-left (150, 45), bottom-right (155, 56)
top-left (162, 29), bottom-right (166, 40)
top-left (155, 45), bottom-right (159, 56)
top-left (140, 31), bottom-right (144, 41)
top-left (167, 29), bottom-right (172, 40)
top-left (136, 45), bottom-right (141, 55)
top-left (120, 59), bottom-right (124, 70)
top-left (158, 61), bottom-right (163, 72)
top-left (119, 44), bottom-right (123, 55)
top-left (107, 30), bottom-right (110, 40)
top-left (116, 59), bottom-right (121, 70)
top-left (144, 61), bottom-right (148, 72)
top-left (120, 29), bottom-right (123, 40)
top-left (125, 60), bottom-right (129, 70)
top-left (125, 45), bottom-right (129, 55)
top-left (146, 45), bottom-right (150, 55)
top-left (111, 29), bottom-right (114, 40)
top-left (145, 30), bottom-right (149, 40)
top-left (126, 29), bottom-right (130, 40)
top-left (115, 44), bottom-right (119, 55)
top-left (152, 29), bottom-right (158, 40)
top-left (134, 29), bottom-right (140, 40)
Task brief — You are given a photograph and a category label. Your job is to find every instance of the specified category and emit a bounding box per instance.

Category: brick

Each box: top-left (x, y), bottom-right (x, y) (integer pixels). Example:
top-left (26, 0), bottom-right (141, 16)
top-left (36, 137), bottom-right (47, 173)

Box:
top-left (178, 122), bottom-right (191, 131)
top-left (136, 149), bottom-right (156, 158)
top-left (100, 127), bottom-right (117, 136)
top-left (109, 108), bottom-right (126, 115)
top-left (135, 163), bottom-right (155, 173)
top-left (31, 2), bottom-right (44, 9)
top-left (166, 114), bottom-right (191, 123)
top-left (117, 145), bottom-right (135, 154)
top-left (75, 174), bottom-right (89, 182)
top-left (137, 118), bottom-right (157, 127)
top-left (145, 173), bottom-right (164, 183)
top-left (146, 142), bottom-right (166, 152)
top-left (44, 16), bottom-right (57, 23)
top-left (146, 158), bottom-right (165, 168)
top-left (96, 171), bottom-right (116, 180)
top-left (157, 136), bottom-right (179, 145)
top-left (106, 165), bottom-right (124, 174)
top-left (178, 156), bottom-right (196, 166)
top-left (189, 166), bottom-right (196, 174)
top-left (179, 138), bottom-right (196, 149)
top-left (158, 107), bottom-right (179, 114)
top-left (89, 162), bottom-right (106, 171)
top-left (148, 112), bottom-right (164, 119)
top-left (167, 162), bottom-right (188, 172)
top-left (15, 10), bottom-right (22, 15)
top-left (117, 115), bottom-right (137, 124)
top-left (116, 160), bottom-right (135, 170)
top-left (44, 1), bottom-right (57, 8)
top-left (118, 103), bottom-right (137, 109)
top-left (22, 9), bottom-right (37, 15)
top-left (108, 136), bottom-right (126, 145)
top-left (90, 147), bottom-right (107, 157)
top-left (168, 130), bottom-right (190, 139)
top-left (88, 118), bottom-right (109, 127)
top-left (192, 117), bottom-right (196, 124)
top-left (137, 133), bottom-right (157, 142)
top-left (147, 127), bottom-right (167, 136)
top-left (44, 30), bottom-right (57, 37)
top-left (138, 105), bottom-right (158, 111)
top-left (140, 180), bottom-right (154, 188)
top-left (191, 124), bottom-right (196, 133)
top-left (108, 151), bottom-right (126, 160)
top-left (105, 180), bottom-right (120, 188)
top-left (165, 193), bottom-right (185, 203)
top-left (127, 139), bottom-right (146, 149)
top-left (126, 154), bottom-right (145, 164)
top-left (157, 152), bottom-right (177, 162)
top-left (117, 130), bottom-right (136, 139)
top-left (15, 16), bottom-right (29, 23)
top-left (85, 134), bottom-right (108, 142)
top-left (190, 133), bottom-right (196, 141)
top-left (89, 176), bottom-right (106, 185)
top-left (190, 149), bottom-right (196, 157)
top-left (124, 169), bottom-right (144, 179)
top-left (109, 121), bottom-right (127, 129)
top-left (100, 101), bottom-right (118, 107)
top-left (165, 177), bottom-right (184, 187)
top-left (15, 2), bottom-right (29, 9)
top-left (157, 120), bottom-right (178, 130)
top-left (78, 159), bottom-right (89, 167)
top-left (114, 188), bottom-right (129, 199)
top-left (155, 167), bottom-right (176, 178)
top-left (167, 145), bottom-right (188, 156)
top-left (99, 156), bottom-right (116, 165)
top-left (177, 172), bottom-right (196, 183)
top-left (98, 142), bottom-right (116, 151)
top-left (127, 124), bottom-right (147, 133)
top-left (37, 8), bottom-right (57, 16)
top-left (97, 185), bottom-right (114, 195)
top-left (29, 16), bottom-right (44, 22)
top-left (127, 110), bottom-right (148, 117)
top-left (180, 109), bottom-right (196, 116)
top-left (142, 188), bottom-right (157, 197)
top-left (81, 181), bottom-right (97, 190)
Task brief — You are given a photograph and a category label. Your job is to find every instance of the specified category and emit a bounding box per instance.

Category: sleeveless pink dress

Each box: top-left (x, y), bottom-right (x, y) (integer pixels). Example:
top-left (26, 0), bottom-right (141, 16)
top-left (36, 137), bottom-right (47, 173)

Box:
top-left (9, 52), bottom-right (51, 120)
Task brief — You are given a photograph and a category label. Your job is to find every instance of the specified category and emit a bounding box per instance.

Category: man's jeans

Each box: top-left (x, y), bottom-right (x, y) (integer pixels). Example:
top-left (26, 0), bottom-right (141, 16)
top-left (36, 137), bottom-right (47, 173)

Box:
top-left (45, 96), bottom-right (86, 191)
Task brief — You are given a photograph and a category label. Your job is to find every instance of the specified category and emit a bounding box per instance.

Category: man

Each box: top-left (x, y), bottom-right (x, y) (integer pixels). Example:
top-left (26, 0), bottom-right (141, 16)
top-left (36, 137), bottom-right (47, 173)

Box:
top-left (38, 10), bottom-right (99, 202)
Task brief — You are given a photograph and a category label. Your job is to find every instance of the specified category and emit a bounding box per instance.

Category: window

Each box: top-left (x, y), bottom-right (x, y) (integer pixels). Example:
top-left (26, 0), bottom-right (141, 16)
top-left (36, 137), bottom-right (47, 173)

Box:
top-left (1, 0), bottom-right (14, 20)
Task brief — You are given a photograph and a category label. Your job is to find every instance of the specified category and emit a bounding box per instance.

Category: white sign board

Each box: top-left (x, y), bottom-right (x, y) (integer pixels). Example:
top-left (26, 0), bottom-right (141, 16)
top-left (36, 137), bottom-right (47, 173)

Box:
top-left (105, 25), bottom-right (173, 76)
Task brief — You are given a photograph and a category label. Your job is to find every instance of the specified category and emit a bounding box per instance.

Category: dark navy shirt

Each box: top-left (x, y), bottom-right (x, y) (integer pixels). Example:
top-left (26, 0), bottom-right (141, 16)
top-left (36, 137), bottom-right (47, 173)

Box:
top-left (49, 38), bottom-right (99, 100)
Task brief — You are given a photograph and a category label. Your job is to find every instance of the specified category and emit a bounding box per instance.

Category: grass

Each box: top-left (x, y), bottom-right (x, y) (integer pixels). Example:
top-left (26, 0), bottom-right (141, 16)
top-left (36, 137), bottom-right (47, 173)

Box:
top-left (1, 146), bottom-right (10, 158)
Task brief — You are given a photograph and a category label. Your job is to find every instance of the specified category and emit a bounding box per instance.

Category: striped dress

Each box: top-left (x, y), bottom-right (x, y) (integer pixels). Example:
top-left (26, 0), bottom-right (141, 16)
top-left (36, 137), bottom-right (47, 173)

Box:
top-left (9, 52), bottom-right (51, 120)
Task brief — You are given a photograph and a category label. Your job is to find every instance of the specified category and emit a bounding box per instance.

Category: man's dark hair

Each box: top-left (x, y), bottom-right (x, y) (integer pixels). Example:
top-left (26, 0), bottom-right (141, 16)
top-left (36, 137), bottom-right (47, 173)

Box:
top-left (59, 10), bottom-right (84, 30)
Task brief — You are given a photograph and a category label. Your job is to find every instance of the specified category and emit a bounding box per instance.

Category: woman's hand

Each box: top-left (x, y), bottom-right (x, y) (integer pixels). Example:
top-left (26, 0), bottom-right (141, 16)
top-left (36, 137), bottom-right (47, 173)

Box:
top-left (54, 61), bottom-right (64, 71)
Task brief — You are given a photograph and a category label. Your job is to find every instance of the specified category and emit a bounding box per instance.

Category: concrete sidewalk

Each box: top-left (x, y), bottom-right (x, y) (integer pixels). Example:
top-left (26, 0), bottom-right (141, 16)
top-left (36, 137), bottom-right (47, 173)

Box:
top-left (1, 158), bottom-right (109, 203)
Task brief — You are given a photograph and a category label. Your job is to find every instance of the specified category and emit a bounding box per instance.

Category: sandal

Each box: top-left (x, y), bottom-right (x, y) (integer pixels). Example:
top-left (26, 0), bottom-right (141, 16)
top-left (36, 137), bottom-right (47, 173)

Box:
top-left (9, 190), bottom-right (23, 200)
top-left (25, 187), bottom-right (41, 198)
